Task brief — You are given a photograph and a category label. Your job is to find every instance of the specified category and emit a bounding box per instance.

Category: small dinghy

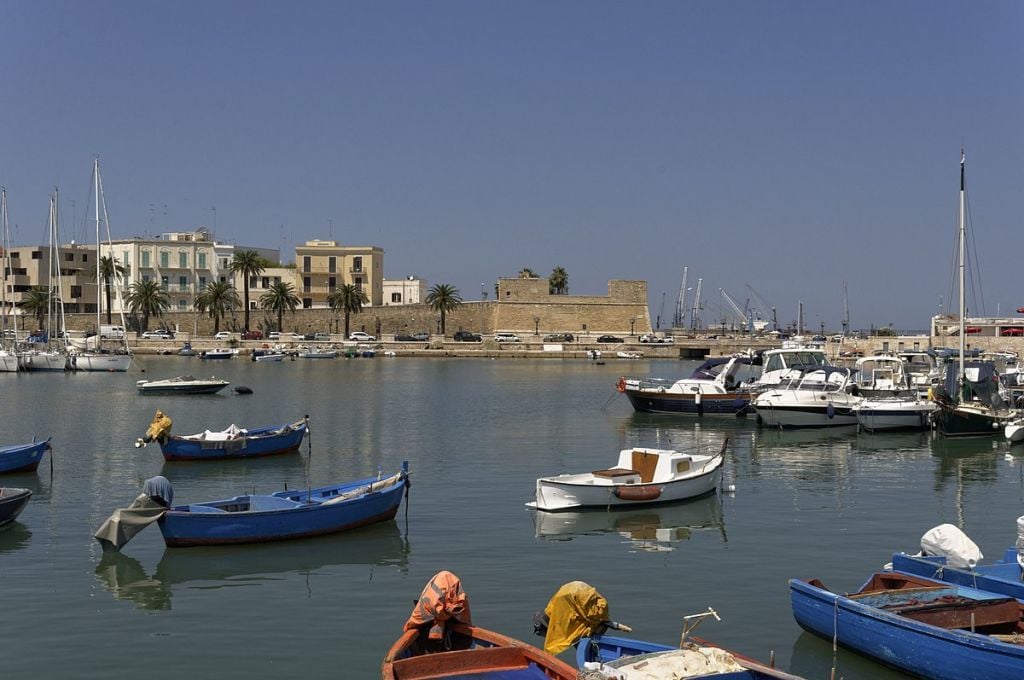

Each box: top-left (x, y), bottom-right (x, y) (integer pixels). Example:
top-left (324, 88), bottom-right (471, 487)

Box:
top-left (527, 439), bottom-right (727, 512)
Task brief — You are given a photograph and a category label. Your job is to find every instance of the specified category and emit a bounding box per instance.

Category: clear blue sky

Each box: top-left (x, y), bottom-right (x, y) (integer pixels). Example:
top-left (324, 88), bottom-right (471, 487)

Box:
top-left (3, 1), bottom-right (1022, 332)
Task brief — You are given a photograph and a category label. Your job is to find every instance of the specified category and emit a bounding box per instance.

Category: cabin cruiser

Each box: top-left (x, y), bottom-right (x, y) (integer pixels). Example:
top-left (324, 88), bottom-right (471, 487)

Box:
top-left (752, 345), bottom-right (830, 393)
top-left (898, 350), bottom-right (943, 397)
top-left (753, 366), bottom-right (860, 428)
top-left (136, 375), bottom-right (230, 395)
top-left (853, 355), bottom-right (912, 397)
top-left (618, 354), bottom-right (760, 416)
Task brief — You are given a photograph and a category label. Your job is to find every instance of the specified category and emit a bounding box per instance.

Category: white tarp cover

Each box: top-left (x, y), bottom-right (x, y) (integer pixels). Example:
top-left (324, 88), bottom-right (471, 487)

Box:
top-left (1016, 515), bottom-right (1024, 566)
top-left (920, 524), bottom-right (983, 569)
top-left (578, 647), bottom-right (744, 679)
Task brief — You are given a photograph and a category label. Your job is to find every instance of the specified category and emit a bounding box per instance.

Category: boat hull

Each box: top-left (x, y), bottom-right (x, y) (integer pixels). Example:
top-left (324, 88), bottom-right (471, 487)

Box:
top-left (891, 551), bottom-right (1024, 602)
top-left (855, 400), bottom-right (935, 432)
top-left (0, 440), bottom-right (51, 474)
top-left (136, 380), bottom-right (230, 395)
top-left (158, 472), bottom-right (407, 547)
top-left (71, 352), bottom-right (132, 372)
top-left (790, 575), bottom-right (1024, 680)
top-left (533, 459), bottom-right (722, 511)
top-left (934, 402), bottom-right (1011, 437)
top-left (21, 351), bottom-right (68, 371)
top-left (0, 352), bottom-right (19, 372)
top-left (159, 422), bottom-right (307, 461)
top-left (623, 389), bottom-right (751, 416)
top-left (754, 404), bottom-right (858, 428)
top-left (383, 623), bottom-right (575, 680)
top-left (0, 487), bottom-right (32, 526)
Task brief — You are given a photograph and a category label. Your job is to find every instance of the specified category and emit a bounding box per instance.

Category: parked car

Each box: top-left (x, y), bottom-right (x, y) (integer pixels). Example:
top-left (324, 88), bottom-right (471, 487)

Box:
top-left (453, 331), bottom-right (482, 342)
top-left (596, 335), bottom-right (624, 343)
top-left (267, 331), bottom-right (281, 341)
top-left (396, 331), bottom-right (430, 342)
top-left (543, 333), bottom-right (574, 342)
top-left (640, 333), bottom-right (675, 344)
top-left (494, 332), bottom-right (521, 343)
top-left (314, 332), bottom-right (332, 341)
top-left (214, 331), bottom-right (232, 341)
top-left (348, 332), bottom-right (375, 342)
top-left (241, 330), bottom-right (263, 340)
top-left (142, 330), bottom-right (174, 340)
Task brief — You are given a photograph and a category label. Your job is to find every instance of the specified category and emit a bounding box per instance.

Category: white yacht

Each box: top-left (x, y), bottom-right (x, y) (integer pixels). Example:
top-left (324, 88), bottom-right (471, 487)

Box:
top-left (753, 366), bottom-right (860, 428)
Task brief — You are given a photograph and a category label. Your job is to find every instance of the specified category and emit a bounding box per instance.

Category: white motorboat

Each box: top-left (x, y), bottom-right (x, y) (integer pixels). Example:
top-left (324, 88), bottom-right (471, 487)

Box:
top-left (753, 366), bottom-right (860, 428)
top-left (855, 395), bottom-right (937, 432)
top-left (753, 345), bottom-right (831, 392)
top-left (526, 440), bottom-right (726, 512)
top-left (898, 350), bottom-right (943, 397)
top-left (200, 348), bottom-right (236, 360)
top-left (253, 352), bottom-right (287, 362)
top-left (136, 376), bottom-right (230, 395)
top-left (853, 355), bottom-right (912, 397)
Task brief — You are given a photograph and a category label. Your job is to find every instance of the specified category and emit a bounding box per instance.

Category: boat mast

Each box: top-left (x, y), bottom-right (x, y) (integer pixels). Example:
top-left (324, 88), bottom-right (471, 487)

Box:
top-left (93, 158), bottom-right (101, 337)
top-left (842, 281), bottom-right (850, 336)
top-left (1, 188), bottom-right (8, 341)
top-left (958, 150), bottom-right (966, 397)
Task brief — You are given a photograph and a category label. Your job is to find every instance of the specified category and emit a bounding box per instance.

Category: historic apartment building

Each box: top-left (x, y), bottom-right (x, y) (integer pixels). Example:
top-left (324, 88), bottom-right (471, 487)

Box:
top-left (3, 243), bottom-right (97, 315)
top-left (100, 228), bottom-right (279, 313)
top-left (293, 240), bottom-right (384, 308)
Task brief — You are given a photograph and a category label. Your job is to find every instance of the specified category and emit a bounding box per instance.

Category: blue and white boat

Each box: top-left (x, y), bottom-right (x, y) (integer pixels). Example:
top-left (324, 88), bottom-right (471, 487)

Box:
top-left (157, 419), bottom-right (308, 461)
top-left (158, 463), bottom-right (409, 547)
top-left (790, 570), bottom-right (1024, 680)
top-left (0, 438), bottom-right (52, 474)
top-left (891, 549), bottom-right (1024, 602)
top-left (619, 354), bottom-right (759, 416)
top-left (199, 348), bottom-right (236, 360)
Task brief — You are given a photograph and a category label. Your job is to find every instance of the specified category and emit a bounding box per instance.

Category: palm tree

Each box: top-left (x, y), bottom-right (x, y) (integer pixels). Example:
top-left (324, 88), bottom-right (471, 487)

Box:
top-left (194, 281), bottom-right (240, 335)
top-left (229, 250), bottom-right (266, 331)
top-left (549, 266), bottom-right (569, 295)
top-left (19, 286), bottom-right (55, 332)
top-left (90, 255), bottom-right (128, 324)
top-left (260, 281), bottom-right (300, 333)
top-left (426, 283), bottom-right (462, 336)
top-left (327, 284), bottom-right (368, 338)
top-left (518, 268), bottom-right (538, 278)
top-left (125, 279), bottom-right (170, 333)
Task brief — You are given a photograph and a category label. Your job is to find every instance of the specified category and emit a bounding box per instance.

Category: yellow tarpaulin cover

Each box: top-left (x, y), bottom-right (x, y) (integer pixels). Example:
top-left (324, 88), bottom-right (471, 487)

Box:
top-left (543, 581), bottom-right (608, 654)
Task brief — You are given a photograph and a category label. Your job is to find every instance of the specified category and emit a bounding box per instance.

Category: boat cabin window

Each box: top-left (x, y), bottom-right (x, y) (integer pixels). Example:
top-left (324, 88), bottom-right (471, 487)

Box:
top-left (675, 460), bottom-right (691, 474)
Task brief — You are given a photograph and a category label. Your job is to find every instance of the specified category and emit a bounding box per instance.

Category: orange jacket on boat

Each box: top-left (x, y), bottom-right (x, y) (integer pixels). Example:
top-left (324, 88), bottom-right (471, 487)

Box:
top-left (403, 570), bottom-right (472, 640)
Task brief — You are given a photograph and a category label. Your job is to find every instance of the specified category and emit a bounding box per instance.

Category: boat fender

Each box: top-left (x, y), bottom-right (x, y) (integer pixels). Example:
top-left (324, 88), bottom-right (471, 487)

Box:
top-left (614, 485), bottom-right (662, 501)
top-left (826, 402), bottom-right (835, 419)
top-left (234, 386), bottom-right (254, 395)
top-left (616, 378), bottom-right (626, 393)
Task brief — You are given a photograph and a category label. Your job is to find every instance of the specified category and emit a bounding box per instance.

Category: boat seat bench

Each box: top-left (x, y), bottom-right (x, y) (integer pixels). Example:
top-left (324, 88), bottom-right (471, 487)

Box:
top-left (591, 468), bottom-right (638, 478)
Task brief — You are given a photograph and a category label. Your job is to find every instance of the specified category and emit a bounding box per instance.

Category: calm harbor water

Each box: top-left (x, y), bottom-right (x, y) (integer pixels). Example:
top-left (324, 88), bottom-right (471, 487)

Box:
top-left (3, 355), bottom-right (1023, 679)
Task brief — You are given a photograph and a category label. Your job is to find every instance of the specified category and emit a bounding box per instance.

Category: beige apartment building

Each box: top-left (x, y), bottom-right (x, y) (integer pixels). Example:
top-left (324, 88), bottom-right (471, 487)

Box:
top-left (294, 240), bottom-right (384, 308)
top-left (3, 243), bottom-right (96, 317)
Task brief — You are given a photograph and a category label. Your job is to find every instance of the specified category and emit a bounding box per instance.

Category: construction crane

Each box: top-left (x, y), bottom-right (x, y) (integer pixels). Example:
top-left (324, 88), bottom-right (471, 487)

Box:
top-left (690, 278), bottom-right (703, 330)
top-left (720, 288), bottom-right (752, 333)
top-left (745, 283), bottom-right (776, 332)
top-left (674, 266), bottom-right (689, 328)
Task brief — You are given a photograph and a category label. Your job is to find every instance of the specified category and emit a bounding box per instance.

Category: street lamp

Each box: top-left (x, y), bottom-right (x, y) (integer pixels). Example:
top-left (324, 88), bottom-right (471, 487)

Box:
top-left (629, 318), bottom-right (636, 336)
top-left (534, 316), bottom-right (540, 335)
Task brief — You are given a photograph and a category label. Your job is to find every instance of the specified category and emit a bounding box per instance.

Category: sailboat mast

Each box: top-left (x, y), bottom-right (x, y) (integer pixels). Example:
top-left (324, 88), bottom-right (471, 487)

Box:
top-left (1, 188), bottom-right (7, 335)
top-left (958, 151), bottom-right (966, 390)
top-left (94, 158), bottom-right (101, 332)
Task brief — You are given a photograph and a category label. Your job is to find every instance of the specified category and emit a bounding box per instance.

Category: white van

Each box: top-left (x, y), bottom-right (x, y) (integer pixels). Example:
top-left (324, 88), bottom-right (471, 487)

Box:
top-left (100, 325), bottom-right (125, 339)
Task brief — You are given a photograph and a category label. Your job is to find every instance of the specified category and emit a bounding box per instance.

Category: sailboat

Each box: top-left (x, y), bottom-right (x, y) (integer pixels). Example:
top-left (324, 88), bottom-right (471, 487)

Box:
top-left (21, 190), bottom-right (70, 372)
top-left (70, 159), bottom-right (132, 372)
top-left (0, 188), bottom-right (21, 371)
top-left (932, 152), bottom-right (1017, 436)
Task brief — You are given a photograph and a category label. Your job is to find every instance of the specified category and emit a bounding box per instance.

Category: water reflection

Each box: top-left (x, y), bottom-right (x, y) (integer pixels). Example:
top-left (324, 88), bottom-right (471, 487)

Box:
top-left (531, 494), bottom-right (725, 552)
top-left (94, 522), bottom-right (410, 611)
top-left (0, 523), bottom-right (32, 554)
top-left (788, 630), bottom-right (909, 680)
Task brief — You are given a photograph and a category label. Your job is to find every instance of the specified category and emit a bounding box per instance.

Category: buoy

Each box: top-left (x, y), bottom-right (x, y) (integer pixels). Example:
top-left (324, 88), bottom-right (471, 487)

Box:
top-left (234, 386), bottom-right (253, 395)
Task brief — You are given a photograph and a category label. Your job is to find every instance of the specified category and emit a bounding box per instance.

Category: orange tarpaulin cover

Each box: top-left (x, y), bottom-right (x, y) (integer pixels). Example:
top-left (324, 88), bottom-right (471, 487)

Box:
top-left (404, 570), bottom-right (472, 640)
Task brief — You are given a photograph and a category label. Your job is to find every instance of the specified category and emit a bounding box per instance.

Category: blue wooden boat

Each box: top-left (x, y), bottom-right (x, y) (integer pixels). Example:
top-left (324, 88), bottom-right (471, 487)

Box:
top-left (892, 549), bottom-right (1024, 602)
top-left (158, 462), bottom-right (409, 547)
top-left (0, 438), bottom-right (52, 474)
top-left (576, 633), bottom-right (805, 679)
top-left (0, 487), bottom-right (32, 526)
top-left (158, 419), bottom-right (307, 461)
top-left (790, 570), bottom-right (1024, 680)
